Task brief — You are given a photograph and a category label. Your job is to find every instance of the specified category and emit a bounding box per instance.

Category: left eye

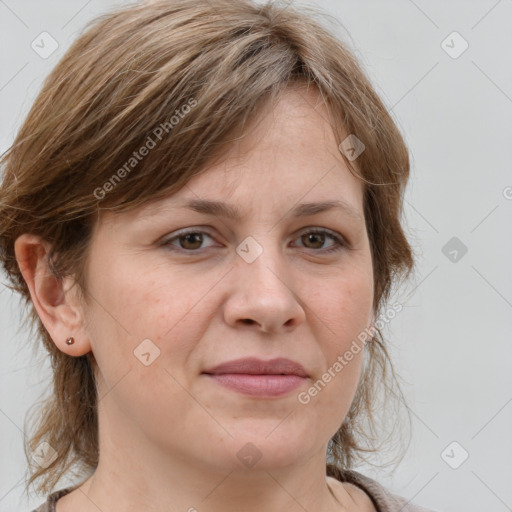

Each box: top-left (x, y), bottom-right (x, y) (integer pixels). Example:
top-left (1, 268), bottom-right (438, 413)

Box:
top-left (162, 228), bottom-right (345, 254)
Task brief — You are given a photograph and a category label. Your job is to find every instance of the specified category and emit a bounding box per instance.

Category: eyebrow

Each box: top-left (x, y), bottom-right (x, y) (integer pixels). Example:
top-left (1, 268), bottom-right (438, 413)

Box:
top-left (176, 198), bottom-right (363, 222)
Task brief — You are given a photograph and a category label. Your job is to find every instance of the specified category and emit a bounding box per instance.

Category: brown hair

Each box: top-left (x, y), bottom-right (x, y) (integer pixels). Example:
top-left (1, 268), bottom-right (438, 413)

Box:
top-left (0, 0), bottom-right (415, 497)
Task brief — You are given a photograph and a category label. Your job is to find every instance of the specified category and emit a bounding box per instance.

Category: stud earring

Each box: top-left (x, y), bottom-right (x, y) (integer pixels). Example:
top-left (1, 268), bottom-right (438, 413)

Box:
top-left (66, 337), bottom-right (75, 345)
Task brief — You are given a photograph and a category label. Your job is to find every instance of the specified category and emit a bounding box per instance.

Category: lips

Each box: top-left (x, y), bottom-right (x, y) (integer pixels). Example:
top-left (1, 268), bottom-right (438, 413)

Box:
top-left (202, 357), bottom-right (309, 378)
top-left (202, 357), bottom-right (309, 397)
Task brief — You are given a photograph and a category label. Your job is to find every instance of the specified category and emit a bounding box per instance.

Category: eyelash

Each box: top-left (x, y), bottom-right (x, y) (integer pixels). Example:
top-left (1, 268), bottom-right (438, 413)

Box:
top-left (162, 227), bottom-right (346, 255)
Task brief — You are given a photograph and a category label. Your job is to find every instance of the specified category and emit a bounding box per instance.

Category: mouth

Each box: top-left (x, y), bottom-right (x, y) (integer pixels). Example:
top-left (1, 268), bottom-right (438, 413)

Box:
top-left (202, 357), bottom-right (309, 397)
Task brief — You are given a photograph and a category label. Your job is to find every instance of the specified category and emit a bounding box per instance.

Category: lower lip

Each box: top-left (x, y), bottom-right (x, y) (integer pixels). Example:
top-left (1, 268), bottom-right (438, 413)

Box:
top-left (204, 373), bottom-right (307, 397)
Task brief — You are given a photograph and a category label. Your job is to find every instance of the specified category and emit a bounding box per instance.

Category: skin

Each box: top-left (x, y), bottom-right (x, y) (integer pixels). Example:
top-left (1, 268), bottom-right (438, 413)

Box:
top-left (16, 85), bottom-right (377, 512)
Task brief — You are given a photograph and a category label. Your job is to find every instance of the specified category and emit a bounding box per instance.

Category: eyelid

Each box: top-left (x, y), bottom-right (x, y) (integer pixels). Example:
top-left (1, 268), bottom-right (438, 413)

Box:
top-left (161, 225), bottom-right (348, 253)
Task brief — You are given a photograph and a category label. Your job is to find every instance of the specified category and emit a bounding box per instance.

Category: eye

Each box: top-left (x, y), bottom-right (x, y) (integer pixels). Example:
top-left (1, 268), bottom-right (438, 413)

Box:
top-left (161, 227), bottom-right (346, 254)
top-left (162, 229), bottom-right (217, 252)
top-left (293, 228), bottom-right (345, 253)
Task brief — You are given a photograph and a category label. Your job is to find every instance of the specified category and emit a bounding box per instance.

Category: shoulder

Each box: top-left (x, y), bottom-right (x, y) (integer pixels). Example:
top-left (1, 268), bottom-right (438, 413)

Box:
top-left (327, 466), bottom-right (438, 512)
top-left (31, 486), bottom-right (76, 512)
top-left (335, 479), bottom-right (378, 511)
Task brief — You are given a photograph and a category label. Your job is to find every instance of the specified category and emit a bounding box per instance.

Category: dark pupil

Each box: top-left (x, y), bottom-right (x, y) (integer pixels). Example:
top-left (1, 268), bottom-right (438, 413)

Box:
top-left (180, 233), bottom-right (203, 250)
top-left (303, 233), bottom-right (324, 249)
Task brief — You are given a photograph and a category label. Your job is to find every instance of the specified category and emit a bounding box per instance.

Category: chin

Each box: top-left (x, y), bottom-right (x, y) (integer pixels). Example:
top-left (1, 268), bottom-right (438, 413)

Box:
top-left (229, 431), bottom-right (313, 470)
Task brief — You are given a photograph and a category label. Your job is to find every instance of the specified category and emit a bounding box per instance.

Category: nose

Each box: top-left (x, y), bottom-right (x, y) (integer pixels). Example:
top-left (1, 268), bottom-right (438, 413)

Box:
top-left (223, 242), bottom-right (306, 334)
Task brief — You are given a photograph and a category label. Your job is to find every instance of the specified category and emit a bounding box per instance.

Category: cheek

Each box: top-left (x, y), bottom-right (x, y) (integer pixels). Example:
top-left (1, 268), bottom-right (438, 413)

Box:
top-left (311, 268), bottom-right (373, 342)
top-left (87, 262), bottom-right (222, 385)
top-left (295, 340), bottom-right (365, 443)
top-left (87, 254), bottom-right (195, 338)
top-left (84, 280), bottom-right (204, 428)
top-left (82, 258), bottom-right (167, 390)
top-left (303, 268), bottom-right (372, 411)
top-left (295, 266), bottom-right (371, 385)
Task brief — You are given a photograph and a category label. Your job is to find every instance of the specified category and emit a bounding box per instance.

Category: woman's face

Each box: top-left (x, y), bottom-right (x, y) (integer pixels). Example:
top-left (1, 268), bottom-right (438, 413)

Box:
top-left (80, 87), bottom-right (374, 473)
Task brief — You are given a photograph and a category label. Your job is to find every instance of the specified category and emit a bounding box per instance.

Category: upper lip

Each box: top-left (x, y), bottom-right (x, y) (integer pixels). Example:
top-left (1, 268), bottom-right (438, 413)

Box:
top-left (202, 357), bottom-right (309, 378)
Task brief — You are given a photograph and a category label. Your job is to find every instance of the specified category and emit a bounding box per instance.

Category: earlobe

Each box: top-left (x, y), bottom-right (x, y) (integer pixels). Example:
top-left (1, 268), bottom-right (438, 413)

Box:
top-left (14, 233), bottom-right (92, 357)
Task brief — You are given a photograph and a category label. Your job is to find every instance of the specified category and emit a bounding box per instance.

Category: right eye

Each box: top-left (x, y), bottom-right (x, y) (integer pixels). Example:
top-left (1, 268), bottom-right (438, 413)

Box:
top-left (161, 229), bottom-right (218, 253)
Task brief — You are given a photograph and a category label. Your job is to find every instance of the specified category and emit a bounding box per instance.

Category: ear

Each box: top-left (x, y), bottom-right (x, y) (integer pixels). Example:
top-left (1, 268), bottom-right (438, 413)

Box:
top-left (14, 233), bottom-right (92, 357)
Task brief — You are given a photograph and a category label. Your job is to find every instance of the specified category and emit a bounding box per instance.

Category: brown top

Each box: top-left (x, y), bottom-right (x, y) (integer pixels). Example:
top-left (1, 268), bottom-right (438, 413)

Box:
top-left (31, 468), bottom-right (436, 512)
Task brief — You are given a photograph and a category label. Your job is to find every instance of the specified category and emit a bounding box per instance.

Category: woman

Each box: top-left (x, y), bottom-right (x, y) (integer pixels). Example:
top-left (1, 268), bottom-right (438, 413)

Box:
top-left (0, 0), bottom-right (435, 510)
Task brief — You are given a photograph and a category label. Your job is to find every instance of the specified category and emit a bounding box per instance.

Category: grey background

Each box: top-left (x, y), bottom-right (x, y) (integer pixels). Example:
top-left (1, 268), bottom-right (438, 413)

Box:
top-left (1, 0), bottom-right (511, 511)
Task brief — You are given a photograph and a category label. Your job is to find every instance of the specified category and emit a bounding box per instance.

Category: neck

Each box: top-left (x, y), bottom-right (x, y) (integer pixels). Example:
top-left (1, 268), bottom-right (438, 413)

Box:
top-left (73, 448), bottom-right (350, 512)
top-left (62, 426), bottom-right (354, 512)
top-left (58, 382), bottom-right (355, 512)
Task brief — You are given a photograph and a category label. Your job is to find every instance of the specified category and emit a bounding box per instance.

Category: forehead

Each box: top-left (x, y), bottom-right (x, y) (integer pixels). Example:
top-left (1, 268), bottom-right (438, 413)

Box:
top-left (100, 85), bottom-right (365, 226)
top-left (182, 87), bottom-right (360, 193)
